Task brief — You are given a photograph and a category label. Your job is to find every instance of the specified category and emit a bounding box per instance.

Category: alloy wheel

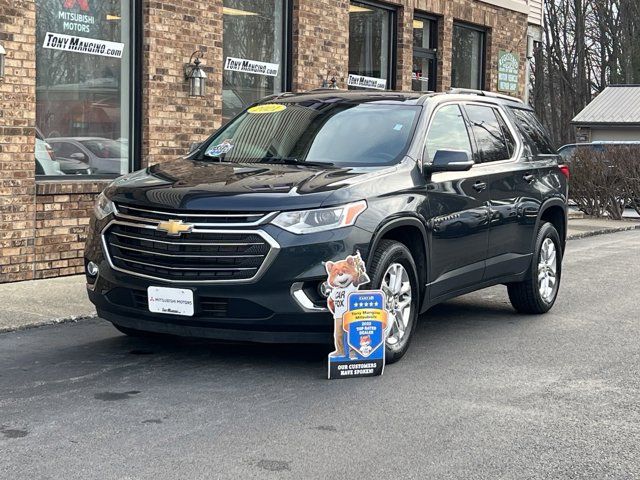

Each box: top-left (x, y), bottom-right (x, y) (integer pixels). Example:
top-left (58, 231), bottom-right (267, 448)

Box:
top-left (538, 238), bottom-right (558, 303)
top-left (381, 263), bottom-right (413, 347)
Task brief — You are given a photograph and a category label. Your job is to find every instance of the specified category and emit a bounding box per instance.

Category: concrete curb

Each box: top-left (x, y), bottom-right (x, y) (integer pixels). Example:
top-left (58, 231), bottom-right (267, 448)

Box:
top-left (0, 314), bottom-right (98, 334)
top-left (567, 224), bottom-right (640, 241)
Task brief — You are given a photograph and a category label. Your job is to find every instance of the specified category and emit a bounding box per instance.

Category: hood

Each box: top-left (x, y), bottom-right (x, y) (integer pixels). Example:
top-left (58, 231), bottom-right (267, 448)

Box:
top-left (104, 158), bottom-right (383, 211)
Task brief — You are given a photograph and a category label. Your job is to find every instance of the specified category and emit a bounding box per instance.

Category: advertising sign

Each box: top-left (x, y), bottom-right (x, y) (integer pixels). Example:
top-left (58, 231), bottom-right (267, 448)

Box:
top-left (224, 57), bottom-right (280, 77)
top-left (43, 32), bottom-right (124, 58)
top-left (497, 50), bottom-right (520, 93)
top-left (325, 253), bottom-right (389, 379)
top-left (347, 74), bottom-right (387, 90)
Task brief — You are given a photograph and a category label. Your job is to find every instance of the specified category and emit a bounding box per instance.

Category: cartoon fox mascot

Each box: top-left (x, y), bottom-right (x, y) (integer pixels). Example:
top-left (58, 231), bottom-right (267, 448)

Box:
top-left (359, 335), bottom-right (373, 356)
top-left (325, 252), bottom-right (370, 358)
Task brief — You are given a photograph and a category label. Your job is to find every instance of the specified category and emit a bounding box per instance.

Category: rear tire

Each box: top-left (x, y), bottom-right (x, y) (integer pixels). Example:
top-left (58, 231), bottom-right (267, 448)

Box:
top-left (367, 240), bottom-right (420, 364)
top-left (507, 222), bottom-right (562, 314)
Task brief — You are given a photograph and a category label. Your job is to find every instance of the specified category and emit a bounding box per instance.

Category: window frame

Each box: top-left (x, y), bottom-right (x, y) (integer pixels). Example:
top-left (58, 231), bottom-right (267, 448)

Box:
top-left (411, 13), bottom-right (438, 92)
top-left (221, 0), bottom-right (292, 122)
top-left (460, 101), bottom-right (522, 165)
top-left (35, 0), bottom-right (142, 182)
top-left (451, 21), bottom-right (487, 91)
top-left (348, 0), bottom-right (397, 90)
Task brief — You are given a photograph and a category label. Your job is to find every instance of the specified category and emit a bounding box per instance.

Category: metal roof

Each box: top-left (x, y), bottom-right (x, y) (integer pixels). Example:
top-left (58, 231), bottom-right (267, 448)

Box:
top-left (572, 85), bottom-right (640, 125)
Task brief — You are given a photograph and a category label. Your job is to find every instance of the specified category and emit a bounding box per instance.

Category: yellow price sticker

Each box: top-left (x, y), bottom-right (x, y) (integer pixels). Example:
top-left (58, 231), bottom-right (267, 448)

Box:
top-left (247, 104), bottom-right (287, 114)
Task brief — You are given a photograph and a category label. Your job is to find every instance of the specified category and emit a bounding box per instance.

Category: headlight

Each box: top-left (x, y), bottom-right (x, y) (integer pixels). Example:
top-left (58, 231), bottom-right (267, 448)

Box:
top-left (271, 201), bottom-right (367, 234)
top-left (94, 192), bottom-right (115, 220)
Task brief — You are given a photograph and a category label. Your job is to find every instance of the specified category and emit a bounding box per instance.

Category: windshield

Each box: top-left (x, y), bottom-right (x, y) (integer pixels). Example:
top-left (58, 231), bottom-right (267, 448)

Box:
top-left (201, 102), bottom-right (421, 166)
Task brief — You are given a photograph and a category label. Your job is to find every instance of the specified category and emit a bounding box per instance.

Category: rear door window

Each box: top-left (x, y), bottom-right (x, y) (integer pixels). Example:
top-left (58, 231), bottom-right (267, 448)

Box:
top-left (464, 105), bottom-right (512, 162)
top-left (509, 108), bottom-right (556, 155)
top-left (425, 104), bottom-right (473, 162)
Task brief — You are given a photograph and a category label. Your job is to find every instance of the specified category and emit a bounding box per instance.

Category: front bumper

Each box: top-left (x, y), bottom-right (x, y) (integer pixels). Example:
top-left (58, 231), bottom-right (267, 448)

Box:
top-left (85, 217), bottom-right (373, 343)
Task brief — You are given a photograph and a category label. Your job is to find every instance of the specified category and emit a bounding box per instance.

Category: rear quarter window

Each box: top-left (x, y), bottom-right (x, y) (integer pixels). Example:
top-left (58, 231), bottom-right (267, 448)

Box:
top-left (509, 108), bottom-right (556, 155)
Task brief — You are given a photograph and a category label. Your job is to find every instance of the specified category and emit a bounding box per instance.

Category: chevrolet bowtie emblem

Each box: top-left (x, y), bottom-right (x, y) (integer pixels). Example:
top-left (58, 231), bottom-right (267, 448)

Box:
top-left (156, 219), bottom-right (193, 236)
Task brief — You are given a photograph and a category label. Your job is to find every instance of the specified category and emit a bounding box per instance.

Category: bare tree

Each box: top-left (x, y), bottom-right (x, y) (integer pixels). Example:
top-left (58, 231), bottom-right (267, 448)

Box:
top-left (531, 0), bottom-right (640, 147)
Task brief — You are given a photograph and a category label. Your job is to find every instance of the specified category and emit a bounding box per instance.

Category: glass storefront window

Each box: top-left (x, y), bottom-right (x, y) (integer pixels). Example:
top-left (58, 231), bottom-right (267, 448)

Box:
top-left (451, 23), bottom-right (485, 90)
top-left (412, 15), bottom-right (437, 92)
top-left (35, 0), bottom-right (132, 176)
top-left (222, 0), bottom-right (287, 123)
top-left (348, 1), bottom-right (395, 90)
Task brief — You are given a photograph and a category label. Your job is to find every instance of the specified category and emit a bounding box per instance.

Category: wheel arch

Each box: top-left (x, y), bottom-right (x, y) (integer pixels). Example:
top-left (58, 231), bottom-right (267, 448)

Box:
top-left (534, 199), bottom-right (567, 253)
top-left (368, 217), bottom-right (429, 308)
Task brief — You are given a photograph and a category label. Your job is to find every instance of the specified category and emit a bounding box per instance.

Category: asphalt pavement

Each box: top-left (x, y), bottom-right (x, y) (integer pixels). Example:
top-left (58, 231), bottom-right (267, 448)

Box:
top-left (1, 231), bottom-right (639, 479)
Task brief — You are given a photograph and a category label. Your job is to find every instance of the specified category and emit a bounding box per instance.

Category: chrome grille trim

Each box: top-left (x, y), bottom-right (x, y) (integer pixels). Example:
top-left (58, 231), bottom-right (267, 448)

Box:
top-left (101, 218), bottom-right (280, 284)
top-left (114, 204), bottom-right (278, 227)
top-left (112, 243), bottom-right (264, 259)
top-left (112, 256), bottom-right (258, 271)
top-left (110, 231), bottom-right (264, 247)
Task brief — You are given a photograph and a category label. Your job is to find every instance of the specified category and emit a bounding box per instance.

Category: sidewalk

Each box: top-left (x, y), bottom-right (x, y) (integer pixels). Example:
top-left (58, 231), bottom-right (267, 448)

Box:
top-left (1, 216), bottom-right (638, 334)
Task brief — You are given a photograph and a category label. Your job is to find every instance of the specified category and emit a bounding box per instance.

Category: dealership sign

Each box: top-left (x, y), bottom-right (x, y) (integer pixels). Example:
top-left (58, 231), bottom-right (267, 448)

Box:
top-left (224, 57), bottom-right (279, 77)
top-left (43, 32), bottom-right (124, 58)
top-left (497, 50), bottom-right (519, 93)
top-left (347, 74), bottom-right (387, 90)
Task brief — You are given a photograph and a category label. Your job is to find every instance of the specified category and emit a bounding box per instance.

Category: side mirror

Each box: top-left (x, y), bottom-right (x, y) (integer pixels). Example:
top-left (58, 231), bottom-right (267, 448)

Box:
top-left (424, 149), bottom-right (474, 173)
top-left (70, 152), bottom-right (87, 162)
top-left (189, 142), bottom-right (202, 153)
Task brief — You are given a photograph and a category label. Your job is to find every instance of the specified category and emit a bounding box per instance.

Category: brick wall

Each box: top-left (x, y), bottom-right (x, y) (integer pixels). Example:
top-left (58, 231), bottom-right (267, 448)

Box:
top-left (291, 0), bottom-right (350, 92)
top-left (142, 0), bottom-right (223, 167)
top-left (0, 0), bottom-right (36, 283)
top-left (0, 0), bottom-right (528, 284)
top-left (34, 182), bottom-right (109, 279)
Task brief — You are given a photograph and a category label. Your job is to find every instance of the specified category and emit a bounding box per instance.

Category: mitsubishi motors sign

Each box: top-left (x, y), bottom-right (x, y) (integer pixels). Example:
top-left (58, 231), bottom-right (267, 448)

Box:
top-left (58, 0), bottom-right (96, 34)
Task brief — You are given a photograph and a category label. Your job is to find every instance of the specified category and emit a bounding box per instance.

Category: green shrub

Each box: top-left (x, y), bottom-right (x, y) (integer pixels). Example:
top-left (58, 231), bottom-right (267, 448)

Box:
top-left (568, 145), bottom-right (640, 220)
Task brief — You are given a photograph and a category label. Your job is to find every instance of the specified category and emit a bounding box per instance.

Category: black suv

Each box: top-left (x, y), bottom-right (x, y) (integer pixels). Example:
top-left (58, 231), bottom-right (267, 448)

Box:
top-left (85, 90), bottom-right (568, 363)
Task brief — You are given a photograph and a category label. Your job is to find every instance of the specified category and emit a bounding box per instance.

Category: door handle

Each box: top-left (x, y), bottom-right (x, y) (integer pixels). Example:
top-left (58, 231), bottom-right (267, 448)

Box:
top-left (473, 181), bottom-right (487, 192)
top-left (523, 173), bottom-right (536, 183)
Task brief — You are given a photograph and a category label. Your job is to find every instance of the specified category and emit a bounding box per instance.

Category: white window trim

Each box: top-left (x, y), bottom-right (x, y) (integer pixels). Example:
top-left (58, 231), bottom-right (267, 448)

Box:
top-left (478, 0), bottom-right (529, 15)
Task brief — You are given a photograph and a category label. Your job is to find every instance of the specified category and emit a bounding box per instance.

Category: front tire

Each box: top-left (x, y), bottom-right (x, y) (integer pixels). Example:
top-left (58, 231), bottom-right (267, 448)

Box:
top-left (507, 222), bottom-right (562, 314)
top-left (367, 240), bottom-right (420, 364)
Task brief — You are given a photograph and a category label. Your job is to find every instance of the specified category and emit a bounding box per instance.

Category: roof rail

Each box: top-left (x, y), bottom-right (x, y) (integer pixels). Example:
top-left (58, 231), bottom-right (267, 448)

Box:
top-left (447, 88), bottom-right (524, 104)
top-left (304, 87), bottom-right (348, 93)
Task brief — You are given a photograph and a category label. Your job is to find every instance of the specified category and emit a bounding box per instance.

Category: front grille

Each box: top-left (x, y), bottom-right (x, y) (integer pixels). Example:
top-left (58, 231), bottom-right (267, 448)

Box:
top-left (116, 204), bottom-right (273, 226)
top-left (102, 209), bottom-right (278, 283)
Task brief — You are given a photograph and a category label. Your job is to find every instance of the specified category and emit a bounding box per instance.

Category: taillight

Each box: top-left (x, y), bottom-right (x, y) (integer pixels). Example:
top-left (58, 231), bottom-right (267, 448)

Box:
top-left (559, 164), bottom-right (570, 179)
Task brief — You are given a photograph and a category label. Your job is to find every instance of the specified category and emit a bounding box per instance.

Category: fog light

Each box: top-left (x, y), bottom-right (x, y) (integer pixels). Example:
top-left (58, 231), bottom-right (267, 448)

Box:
top-left (87, 261), bottom-right (99, 277)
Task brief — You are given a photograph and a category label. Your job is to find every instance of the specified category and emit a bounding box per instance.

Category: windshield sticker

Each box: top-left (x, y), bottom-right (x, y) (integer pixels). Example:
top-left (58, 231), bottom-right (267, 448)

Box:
top-left (393, 124), bottom-right (404, 131)
top-left (247, 104), bottom-right (287, 114)
top-left (205, 140), bottom-right (234, 157)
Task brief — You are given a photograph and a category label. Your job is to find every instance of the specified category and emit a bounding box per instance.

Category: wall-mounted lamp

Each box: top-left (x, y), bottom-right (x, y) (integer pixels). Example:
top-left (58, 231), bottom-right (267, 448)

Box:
top-left (321, 69), bottom-right (340, 89)
top-left (185, 50), bottom-right (207, 97)
top-left (0, 44), bottom-right (6, 80)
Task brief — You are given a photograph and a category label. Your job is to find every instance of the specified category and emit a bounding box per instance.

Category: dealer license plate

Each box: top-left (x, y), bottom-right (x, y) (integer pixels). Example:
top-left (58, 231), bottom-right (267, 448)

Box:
top-left (148, 286), bottom-right (194, 317)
